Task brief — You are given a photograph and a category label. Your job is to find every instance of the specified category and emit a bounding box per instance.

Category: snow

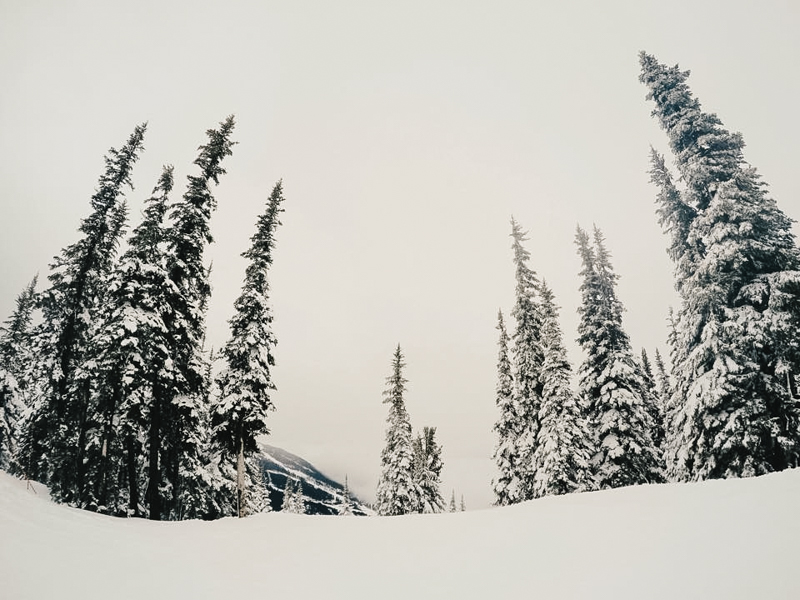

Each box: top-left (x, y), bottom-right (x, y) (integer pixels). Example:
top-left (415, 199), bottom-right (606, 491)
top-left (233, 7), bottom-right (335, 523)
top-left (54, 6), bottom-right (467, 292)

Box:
top-left (2, 469), bottom-right (799, 599)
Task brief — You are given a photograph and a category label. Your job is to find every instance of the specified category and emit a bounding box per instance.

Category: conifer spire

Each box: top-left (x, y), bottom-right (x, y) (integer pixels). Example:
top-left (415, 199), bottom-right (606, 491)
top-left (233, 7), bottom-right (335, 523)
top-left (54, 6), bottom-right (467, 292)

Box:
top-left (375, 345), bottom-right (420, 516)
top-left (640, 53), bottom-right (800, 479)
top-left (575, 225), bottom-right (662, 489)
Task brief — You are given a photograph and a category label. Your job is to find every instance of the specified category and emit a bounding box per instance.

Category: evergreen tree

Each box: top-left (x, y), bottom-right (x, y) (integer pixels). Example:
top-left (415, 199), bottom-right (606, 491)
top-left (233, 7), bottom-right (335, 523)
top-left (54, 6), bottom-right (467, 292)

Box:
top-left (162, 116), bottom-right (236, 519)
top-left (76, 166), bottom-right (176, 517)
top-left (639, 348), bottom-right (665, 452)
top-left (0, 276), bottom-right (38, 470)
top-left (575, 226), bottom-right (662, 489)
top-left (448, 489), bottom-right (456, 513)
top-left (338, 475), bottom-right (354, 516)
top-left (654, 348), bottom-right (671, 408)
top-left (281, 478), bottom-right (306, 514)
top-left (640, 349), bottom-right (655, 392)
top-left (280, 477), bottom-right (295, 512)
top-left (375, 345), bottom-right (421, 516)
top-left (293, 479), bottom-right (306, 514)
top-left (640, 53), bottom-right (800, 479)
top-left (530, 281), bottom-right (593, 497)
top-left (459, 495), bottom-right (466, 512)
top-left (16, 125), bottom-right (146, 502)
top-left (212, 181), bottom-right (285, 517)
top-left (508, 218), bottom-right (544, 500)
top-left (491, 309), bottom-right (520, 505)
top-left (412, 426), bottom-right (444, 513)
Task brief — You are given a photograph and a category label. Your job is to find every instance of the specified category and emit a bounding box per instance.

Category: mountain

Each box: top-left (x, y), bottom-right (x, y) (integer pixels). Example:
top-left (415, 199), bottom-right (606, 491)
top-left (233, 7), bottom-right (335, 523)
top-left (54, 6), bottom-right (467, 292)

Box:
top-left (2, 469), bottom-right (799, 598)
top-left (256, 443), bottom-right (372, 515)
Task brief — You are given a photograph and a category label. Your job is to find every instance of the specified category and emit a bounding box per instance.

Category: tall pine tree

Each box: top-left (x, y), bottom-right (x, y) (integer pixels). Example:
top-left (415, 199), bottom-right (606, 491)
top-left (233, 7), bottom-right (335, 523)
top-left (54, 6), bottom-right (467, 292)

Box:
top-left (375, 345), bottom-right (420, 516)
top-left (16, 125), bottom-right (146, 503)
top-left (530, 280), bottom-right (593, 497)
top-left (508, 218), bottom-right (544, 501)
top-left (160, 116), bottom-right (236, 519)
top-left (79, 166), bottom-right (176, 516)
top-left (491, 309), bottom-right (520, 505)
top-left (575, 226), bottom-right (662, 489)
top-left (640, 53), bottom-right (800, 479)
top-left (212, 180), bottom-right (285, 517)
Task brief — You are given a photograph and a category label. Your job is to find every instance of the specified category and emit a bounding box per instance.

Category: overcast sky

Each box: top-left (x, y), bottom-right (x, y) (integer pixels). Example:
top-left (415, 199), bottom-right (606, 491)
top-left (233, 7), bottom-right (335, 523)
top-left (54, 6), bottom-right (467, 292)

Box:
top-left (2, 1), bottom-right (799, 507)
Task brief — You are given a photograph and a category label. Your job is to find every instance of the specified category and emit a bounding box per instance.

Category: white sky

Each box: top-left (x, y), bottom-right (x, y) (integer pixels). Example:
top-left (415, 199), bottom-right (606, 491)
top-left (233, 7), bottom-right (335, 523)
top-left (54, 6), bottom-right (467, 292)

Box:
top-left (1, 1), bottom-right (799, 508)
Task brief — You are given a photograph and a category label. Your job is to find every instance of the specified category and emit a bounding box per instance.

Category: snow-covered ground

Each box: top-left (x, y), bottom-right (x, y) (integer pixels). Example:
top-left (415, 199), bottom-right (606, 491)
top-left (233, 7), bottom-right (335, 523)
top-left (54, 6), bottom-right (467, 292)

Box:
top-left (2, 469), bottom-right (799, 599)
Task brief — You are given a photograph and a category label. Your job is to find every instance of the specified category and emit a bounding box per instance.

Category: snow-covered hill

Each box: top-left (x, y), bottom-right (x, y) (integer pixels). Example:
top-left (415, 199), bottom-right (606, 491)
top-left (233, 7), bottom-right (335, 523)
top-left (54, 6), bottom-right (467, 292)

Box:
top-left (257, 443), bottom-right (371, 515)
top-left (2, 469), bottom-right (799, 599)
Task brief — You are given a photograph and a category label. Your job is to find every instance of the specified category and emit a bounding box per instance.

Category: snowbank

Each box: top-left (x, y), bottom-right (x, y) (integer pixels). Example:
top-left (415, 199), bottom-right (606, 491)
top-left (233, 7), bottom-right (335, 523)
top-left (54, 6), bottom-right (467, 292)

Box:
top-left (2, 469), bottom-right (799, 599)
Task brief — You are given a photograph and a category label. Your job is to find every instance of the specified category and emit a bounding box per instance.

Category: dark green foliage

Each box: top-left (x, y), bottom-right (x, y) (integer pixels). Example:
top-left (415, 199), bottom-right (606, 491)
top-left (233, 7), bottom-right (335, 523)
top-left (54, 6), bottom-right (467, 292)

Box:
top-left (491, 309), bottom-right (519, 505)
top-left (376, 345), bottom-right (420, 516)
top-left (212, 180), bottom-right (285, 517)
top-left (641, 52), bottom-right (800, 480)
top-left (575, 226), bottom-right (662, 489)
top-left (0, 276), bottom-right (38, 470)
top-left (508, 218), bottom-right (544, 501)
top-left (412, 426), bottom-right (444, 513)
top-left (17, 125), bottom-right (146, 502)
top-left (530, 281), bottom-right (593, 497)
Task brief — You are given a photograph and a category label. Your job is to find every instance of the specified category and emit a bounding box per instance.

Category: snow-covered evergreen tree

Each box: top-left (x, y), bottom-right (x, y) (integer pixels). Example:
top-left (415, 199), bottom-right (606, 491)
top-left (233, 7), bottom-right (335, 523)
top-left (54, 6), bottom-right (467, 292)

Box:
top-left (281, 478), bottom-right (306, 514)
top-left (508, 218), bottom-right (544, 501)
top-left (375, 345), bottom-right (421, 516)
top-left (0, 276), bottom-right (38, 470)
top-left (448, 490), bottom-right (456, 513)
top-left (640, 349), bottom-right (656, 394)
top-left (575, 226), bottom-right (662, 489)
top-left (16, 125), bottom-right (145, 503)
top-left (412, 426), bottom-right (444, 513)
top-left (162, 116), bottom-right (236, 519)
top-left (530, 281), bottom-right (593, 497)
top-left (212, 181), bottom-right (285, 517)
top-left (74, 166), bottom-right (177, 517)
top-left (459, 495), bottom-right (466, 512)
top-left (491, 309), bottom-right (520, 505)
top-left (280, 477), bottom-right (295, 512)
top-left (641, 53), bottom-right (800, 480)
top-left (338, 475), bottom-right (354, 516)
top-left (638, 348), bottom-right (665, 453)
top-left (654, 349), bottom-right (671, 410)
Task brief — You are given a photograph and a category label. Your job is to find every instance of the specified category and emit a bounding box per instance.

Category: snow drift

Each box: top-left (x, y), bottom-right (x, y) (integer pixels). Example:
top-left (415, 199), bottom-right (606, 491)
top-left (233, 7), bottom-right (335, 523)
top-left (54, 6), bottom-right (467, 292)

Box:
top-left (2, 469), bottom-right (799, 599)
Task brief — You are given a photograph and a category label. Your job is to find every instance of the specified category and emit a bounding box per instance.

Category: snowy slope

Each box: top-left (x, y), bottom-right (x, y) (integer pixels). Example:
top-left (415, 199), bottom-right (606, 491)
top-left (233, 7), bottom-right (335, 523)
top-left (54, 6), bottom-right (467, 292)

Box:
top-left (257, 443), bottom-right (372, 515)
top-left (2, 469), bottom-right (799, 599)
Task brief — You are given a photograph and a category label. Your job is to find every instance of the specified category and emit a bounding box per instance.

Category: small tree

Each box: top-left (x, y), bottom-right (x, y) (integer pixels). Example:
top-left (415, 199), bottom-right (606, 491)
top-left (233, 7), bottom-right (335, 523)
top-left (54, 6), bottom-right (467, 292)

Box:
top-left (338, 475), bottom-right (354, 516)
top-left (0, 276), bottom-right (37, 470)
top-left (280, 477), bottom-right (294, 512)
top-left (412, 426), bottom-right (444, 513)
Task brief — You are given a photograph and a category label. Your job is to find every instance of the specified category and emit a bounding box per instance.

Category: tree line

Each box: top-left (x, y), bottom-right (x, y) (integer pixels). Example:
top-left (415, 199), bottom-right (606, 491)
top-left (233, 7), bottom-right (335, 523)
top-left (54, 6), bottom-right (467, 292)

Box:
top-left (492, 52), bottom-right (800, 504)
top-left (2, 50), bottom-right (799, 519)
top-left (0, 116), bottom-right (282, 520)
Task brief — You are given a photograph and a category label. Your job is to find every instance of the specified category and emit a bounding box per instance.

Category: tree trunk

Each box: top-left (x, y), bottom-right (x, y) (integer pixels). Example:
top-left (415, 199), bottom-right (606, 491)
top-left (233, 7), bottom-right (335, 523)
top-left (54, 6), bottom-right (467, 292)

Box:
top-left (237, 438), bottom-right (245, 518)
top-left (147, 386), bottom-right (161, 520)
